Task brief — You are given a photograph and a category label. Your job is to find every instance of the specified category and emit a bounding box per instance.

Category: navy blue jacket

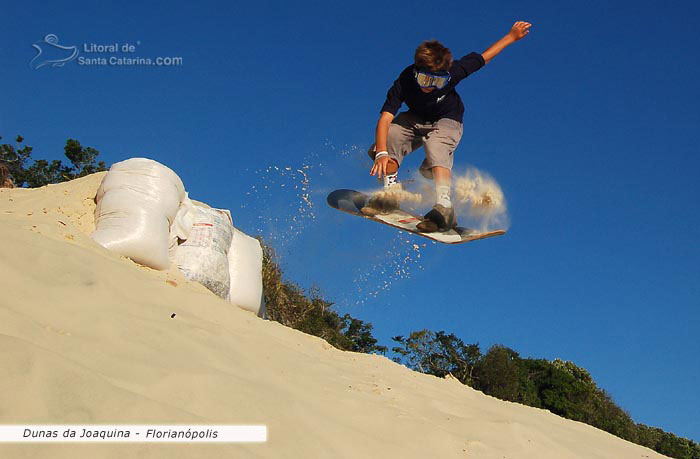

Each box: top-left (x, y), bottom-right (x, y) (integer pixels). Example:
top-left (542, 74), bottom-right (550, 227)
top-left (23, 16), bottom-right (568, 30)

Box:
top-left (380, 52), bottom-right (485, 123)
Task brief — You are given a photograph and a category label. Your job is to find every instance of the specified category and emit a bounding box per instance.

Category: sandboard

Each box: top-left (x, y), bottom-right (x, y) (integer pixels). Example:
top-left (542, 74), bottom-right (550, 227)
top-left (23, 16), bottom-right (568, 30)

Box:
top-left (327, 189), bottom-right (506, 244)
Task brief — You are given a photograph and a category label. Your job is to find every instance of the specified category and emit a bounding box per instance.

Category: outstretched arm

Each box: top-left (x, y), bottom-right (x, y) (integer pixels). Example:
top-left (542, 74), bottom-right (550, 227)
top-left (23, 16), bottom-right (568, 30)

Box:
top-left (482, 21), bottom-right (531, 64)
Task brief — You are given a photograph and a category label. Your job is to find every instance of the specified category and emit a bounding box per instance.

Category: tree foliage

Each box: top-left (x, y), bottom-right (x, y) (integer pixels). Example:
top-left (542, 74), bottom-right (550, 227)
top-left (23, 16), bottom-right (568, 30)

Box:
top-left (0, 135), bottom-right (107, 188)
top-left (392, 330), bottom-right (480, 384)
top-left (392, 330), bottom-right (700, 459)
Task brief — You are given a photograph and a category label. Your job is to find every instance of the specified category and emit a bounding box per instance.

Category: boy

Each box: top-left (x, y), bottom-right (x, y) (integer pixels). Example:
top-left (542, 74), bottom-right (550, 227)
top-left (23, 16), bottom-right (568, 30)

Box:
top-left (362, 21), bottom-right (531, 232)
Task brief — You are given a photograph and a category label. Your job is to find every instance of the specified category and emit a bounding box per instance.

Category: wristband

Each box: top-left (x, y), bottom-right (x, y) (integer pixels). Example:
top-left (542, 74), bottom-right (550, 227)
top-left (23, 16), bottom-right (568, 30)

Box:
top-left (374, 150), bottom-right (389, 160)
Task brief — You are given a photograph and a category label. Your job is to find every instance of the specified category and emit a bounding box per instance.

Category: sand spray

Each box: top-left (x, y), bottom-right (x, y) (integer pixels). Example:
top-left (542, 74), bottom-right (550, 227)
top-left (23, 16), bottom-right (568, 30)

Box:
top-left (238, 141), bottom-right (509, 306)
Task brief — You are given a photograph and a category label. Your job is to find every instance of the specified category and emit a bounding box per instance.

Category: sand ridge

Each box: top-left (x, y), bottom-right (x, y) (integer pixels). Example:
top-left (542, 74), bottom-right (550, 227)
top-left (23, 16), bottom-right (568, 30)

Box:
top-left (0, 174), bottom-right (667, 458)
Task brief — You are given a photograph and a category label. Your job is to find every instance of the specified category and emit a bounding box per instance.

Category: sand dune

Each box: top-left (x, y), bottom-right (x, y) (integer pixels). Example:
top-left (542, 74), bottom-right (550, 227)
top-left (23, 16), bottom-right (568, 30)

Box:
top-left (0, 173), bottom-right (667, 458)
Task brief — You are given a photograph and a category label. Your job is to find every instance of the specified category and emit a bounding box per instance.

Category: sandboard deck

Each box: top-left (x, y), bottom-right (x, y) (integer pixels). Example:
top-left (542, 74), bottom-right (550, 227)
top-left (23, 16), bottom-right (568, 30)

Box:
top-left (327, 189), bottom-right (505, 244)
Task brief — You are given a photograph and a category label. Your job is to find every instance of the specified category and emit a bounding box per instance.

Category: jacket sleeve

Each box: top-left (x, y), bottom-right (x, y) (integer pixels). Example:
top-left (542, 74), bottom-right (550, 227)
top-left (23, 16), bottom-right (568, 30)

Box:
top-left (450, 52), bottom-right (486, 85)
top-left (380, 77), bottom-right (404, 115)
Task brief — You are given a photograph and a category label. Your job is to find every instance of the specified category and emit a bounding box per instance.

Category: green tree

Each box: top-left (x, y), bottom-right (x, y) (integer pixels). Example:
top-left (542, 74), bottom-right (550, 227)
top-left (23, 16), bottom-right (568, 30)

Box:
top-left (0, 135), bottom-right (107, 187)
top-left (473, 345), bottom-right (521, 401)
top-left (63, 139), bottom-right (105, 177)
top-left (0, 135), bottom-right (34, 187)
top-left (341, 314), bottom-right (387, 354)
top-left (391, 330), bottom-right (481, 384)
top-left (391, 330), bottom-right (442, 374)
top-left (633, 424), bottom-right (700, 458)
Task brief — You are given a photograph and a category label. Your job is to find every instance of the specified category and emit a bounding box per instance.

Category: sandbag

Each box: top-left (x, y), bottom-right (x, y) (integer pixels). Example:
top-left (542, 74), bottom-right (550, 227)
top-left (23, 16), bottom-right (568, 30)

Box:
top-left (228, 228), bottom-right (264, 316)
top-left (92, 158), bottom-right (185, 270)
top-left (168, 196), bottom-right (196, 261)
top-left (174, 205), bottom-right (233, 299)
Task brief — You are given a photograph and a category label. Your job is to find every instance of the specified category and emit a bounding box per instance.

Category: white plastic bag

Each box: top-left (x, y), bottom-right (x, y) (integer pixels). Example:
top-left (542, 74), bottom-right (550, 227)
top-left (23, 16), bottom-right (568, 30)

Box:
top-left (92, 158), bottom-right (185, 270)
top-left (169, 196), bottom-right (196, 261)
top-left (228, 228), bottom-right (264, 316)
top-left (174, 206), bottom-right (233, 299)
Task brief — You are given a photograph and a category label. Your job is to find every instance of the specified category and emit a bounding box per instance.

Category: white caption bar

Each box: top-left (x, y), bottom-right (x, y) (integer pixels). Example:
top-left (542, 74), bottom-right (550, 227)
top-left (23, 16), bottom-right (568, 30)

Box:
top-left (0, 425), bottom-right (267, 443)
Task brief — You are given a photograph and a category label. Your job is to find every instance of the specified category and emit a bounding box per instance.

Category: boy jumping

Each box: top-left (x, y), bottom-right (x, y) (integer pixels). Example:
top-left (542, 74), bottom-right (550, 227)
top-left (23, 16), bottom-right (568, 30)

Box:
top-left (362, 21), bottom-right (532, 232)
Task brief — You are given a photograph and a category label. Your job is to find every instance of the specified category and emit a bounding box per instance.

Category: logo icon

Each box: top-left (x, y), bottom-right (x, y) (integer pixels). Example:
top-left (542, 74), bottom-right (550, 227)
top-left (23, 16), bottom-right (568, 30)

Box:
top-left (436, 95), bottom-right (446, 103)
top-left (30, 34), bottom-right (79, 70)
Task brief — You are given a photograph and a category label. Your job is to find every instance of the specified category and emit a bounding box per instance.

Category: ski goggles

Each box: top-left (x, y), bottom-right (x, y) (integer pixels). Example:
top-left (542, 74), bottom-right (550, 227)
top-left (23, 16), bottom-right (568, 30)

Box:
top-left (414, 68), bottom-right (451, 89)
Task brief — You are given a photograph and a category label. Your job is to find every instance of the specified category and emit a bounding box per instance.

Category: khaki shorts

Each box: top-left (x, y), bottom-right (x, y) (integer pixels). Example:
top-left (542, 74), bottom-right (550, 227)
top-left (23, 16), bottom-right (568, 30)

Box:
top-left (370, 111), bottom-right (463, 179)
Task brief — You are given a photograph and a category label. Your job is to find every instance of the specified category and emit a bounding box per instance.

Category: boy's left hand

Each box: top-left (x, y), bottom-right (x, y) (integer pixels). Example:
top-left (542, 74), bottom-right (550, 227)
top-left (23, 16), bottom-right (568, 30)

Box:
top-left (508, 21), bottom-right (532, 41)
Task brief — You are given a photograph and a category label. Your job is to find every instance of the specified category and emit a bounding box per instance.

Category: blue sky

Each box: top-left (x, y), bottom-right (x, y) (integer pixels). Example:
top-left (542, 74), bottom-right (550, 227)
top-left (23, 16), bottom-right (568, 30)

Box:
top-left (3, 0), bottom-right (699, 442)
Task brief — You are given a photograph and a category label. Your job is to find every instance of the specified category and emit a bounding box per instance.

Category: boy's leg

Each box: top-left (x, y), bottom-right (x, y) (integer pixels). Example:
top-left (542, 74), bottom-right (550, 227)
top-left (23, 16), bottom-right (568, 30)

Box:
top-left (367, 112), bottom-right (423, 178)
top-left (416, 118), bottom-right (463, 231)
top-left (432, 166), bottom-right (452, 206)
top-left (363, 112), bottom-right (422, 215)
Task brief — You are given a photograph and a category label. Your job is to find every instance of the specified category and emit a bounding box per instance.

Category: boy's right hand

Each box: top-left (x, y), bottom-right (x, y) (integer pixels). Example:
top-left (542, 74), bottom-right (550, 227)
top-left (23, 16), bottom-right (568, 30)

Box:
top-left (370, 156), bottom-right (391, 179)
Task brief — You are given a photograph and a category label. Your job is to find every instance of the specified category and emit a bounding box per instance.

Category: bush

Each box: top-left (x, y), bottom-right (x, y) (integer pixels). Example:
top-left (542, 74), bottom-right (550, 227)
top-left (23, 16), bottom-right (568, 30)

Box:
top-left (261, 241), bottom-right (386, 354)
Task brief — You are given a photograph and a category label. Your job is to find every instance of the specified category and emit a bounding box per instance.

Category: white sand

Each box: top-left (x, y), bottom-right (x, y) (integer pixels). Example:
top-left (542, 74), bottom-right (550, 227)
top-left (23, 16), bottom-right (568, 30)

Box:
top-left (0, 173), bottom-right (668, 458)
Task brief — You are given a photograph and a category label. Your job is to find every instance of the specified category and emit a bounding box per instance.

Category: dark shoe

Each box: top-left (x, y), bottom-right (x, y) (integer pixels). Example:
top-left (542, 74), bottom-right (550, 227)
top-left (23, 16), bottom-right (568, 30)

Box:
top-left (416, 204), bottom-right (456, 232)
